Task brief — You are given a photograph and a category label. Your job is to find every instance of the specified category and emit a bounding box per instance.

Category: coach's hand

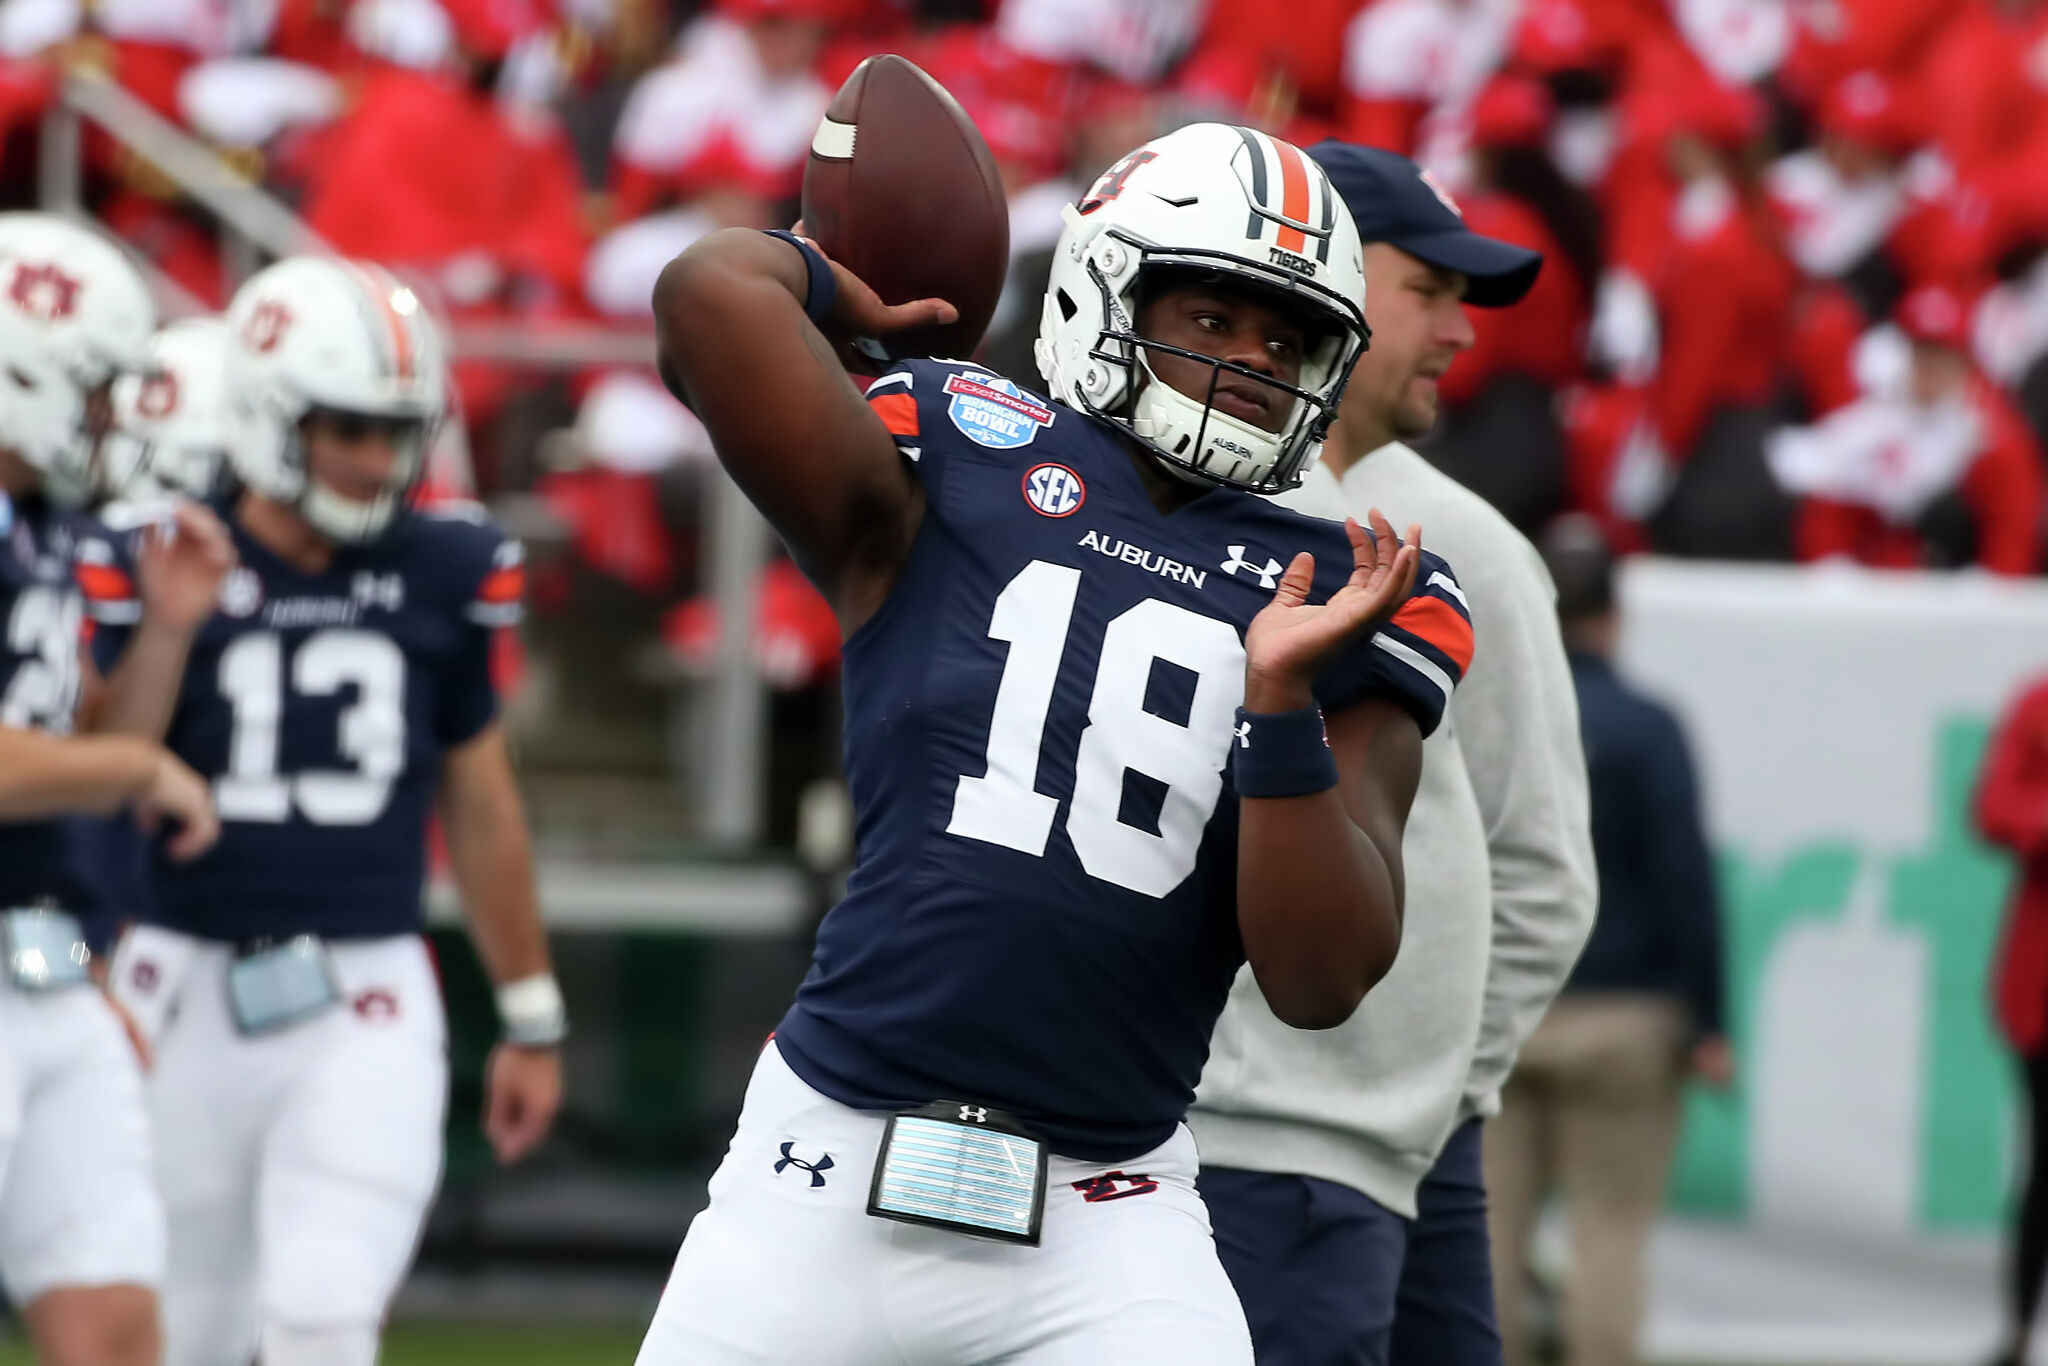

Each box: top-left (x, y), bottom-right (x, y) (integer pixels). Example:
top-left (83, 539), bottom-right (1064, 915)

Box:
top-left (1243, 509), bottom-right (1420, 711)
top-left (483, 1041), bottom-right (562, 1164)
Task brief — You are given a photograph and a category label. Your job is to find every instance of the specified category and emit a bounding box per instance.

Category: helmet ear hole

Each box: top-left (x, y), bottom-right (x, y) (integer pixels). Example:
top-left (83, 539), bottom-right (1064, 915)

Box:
top-left (1056, 289), bottom-right (1077, 323)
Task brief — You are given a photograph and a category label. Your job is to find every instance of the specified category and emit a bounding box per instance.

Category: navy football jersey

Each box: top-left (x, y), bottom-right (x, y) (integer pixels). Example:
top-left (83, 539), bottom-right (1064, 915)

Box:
top-left (773, 360), bottom-right (1474, 1161)
top-left (87, 501), bottom-right (523, 942)
top-left (0, 491), bottom-right (93, 908)
top-left (66, 512), bottom-right (156, 945)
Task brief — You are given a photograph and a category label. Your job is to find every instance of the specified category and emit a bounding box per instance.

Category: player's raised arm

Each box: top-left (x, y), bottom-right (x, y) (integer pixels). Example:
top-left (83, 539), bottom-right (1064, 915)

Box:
top-left (1235, 513), bottom-right (1432, 1030)
top-left (651, 229), bottom-right (956, 628)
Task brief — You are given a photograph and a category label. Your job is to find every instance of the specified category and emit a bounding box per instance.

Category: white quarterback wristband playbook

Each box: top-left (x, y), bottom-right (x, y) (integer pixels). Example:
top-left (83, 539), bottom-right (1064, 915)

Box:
top-left (496, 974), bottom-right (568, 1047)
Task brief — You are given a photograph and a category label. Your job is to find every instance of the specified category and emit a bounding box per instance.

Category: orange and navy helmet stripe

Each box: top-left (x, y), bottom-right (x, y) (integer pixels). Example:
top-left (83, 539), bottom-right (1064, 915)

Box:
top-left (1232, 126), bottom-right (1340, 264)
top-left (340, 260), bottom-right (416, 383)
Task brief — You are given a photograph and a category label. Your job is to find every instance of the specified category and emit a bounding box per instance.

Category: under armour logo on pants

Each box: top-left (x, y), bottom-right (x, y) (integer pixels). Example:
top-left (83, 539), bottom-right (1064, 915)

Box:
top-left (775, 1142), bottom-right (834, 1188)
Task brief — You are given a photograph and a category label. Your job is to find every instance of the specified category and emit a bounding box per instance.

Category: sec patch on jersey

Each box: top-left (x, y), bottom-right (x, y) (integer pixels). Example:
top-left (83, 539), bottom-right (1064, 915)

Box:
top-left (1022, 463), bottom-right (1086, 518)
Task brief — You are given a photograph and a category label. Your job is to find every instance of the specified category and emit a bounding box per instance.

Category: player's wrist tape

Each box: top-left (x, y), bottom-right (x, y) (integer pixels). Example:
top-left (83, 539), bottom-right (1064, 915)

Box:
top-left (761, 229), bottom-right (838, 327)
top-left (496, 974), bottom-right (568, 1048)
top-left (1231, 706), bottom-right (1339, 799)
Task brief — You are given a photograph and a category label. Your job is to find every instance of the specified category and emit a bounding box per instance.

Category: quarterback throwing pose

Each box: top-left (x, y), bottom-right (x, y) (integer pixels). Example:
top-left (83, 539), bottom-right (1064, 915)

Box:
top-left (95, 256), bottom-right (562, 1366)
top-left (635, 123), bottom-right (1474, 1364)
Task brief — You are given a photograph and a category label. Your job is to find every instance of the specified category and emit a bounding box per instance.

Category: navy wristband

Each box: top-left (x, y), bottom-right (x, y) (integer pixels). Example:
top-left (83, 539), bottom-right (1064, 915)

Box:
top-left (1231, 706), bottom-right (1339, 799)
top-left (762, 229), bottom-right (838, 327)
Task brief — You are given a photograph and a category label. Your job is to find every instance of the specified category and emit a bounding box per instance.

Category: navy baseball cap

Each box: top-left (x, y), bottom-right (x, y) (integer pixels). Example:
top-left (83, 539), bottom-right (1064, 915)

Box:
top-left (1308, 141), bottom-right (1542, 308)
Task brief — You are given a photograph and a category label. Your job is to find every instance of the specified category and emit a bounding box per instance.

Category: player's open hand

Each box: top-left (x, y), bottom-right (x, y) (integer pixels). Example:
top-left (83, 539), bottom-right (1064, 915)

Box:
top-left (483, 1041), bottom-right (562, 1165)
top-left (137, 499), bottom-right (235, 632)
top-left (790, 225), bottom-right (958, 342)
top-left (134, 748), bottom-right (219, 861)
top-left (1242, 510), bottom-right (1420, 710)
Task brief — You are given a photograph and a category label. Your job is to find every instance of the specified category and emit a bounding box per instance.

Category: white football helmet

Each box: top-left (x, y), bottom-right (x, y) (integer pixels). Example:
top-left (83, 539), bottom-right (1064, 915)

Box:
top-left (1036, 123), bottom-right (1370, 494)
top-left (222, 255), bottom-right (448, 544)
top-left (106, 316), bottom-right (231, 502)
top-left (0, 213), bottom-right (157, 506)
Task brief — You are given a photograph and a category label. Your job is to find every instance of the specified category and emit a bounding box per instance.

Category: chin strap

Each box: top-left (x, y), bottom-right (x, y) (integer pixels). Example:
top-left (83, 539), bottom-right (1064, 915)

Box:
top-left (300, 480), bottom-right (398, 545)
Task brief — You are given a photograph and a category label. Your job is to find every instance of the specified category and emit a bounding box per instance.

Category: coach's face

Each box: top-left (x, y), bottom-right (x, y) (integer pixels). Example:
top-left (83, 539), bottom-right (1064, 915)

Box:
top-left (1346, 243), bottom-right (1474, 444)
top-left (1137, 280), bottom-right (1309, 434)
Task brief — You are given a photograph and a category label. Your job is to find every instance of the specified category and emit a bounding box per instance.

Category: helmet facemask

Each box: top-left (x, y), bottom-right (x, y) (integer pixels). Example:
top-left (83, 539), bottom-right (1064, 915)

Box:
top-left (290, 406), bottom-right (435, 546)
top-left (11, 353), bottom-right (148, 510)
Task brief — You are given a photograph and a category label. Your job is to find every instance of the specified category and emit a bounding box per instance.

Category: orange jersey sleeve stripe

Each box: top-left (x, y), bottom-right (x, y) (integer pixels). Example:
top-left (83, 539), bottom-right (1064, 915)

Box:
top-left (477, 565), bottom-right (526, 604)
top-left (1391, 595), bottom-right (1475, 674)
top-left (868, 391), bottom-right (918, 438)
top-left (1275, 142), bottom-right (1311, 253)
top-left (75, 562), bottom-right (135, 602)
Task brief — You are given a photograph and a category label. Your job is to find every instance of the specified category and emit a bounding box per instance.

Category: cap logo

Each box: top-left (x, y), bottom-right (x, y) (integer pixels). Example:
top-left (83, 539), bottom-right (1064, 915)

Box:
top-left (1418, 169), bottom-right (1463, 218)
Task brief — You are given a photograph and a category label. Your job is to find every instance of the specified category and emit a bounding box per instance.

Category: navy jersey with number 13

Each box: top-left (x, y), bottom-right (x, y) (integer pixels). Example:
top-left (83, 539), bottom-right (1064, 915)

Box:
top-left (773, 360), bottom-right (1475, 1162)
top-left (86, 501), bottom-right (524, 942)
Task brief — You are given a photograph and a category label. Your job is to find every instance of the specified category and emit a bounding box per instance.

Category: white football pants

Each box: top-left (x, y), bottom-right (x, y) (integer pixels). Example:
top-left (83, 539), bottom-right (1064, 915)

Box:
top-left (113, 927), bottom-right (447, 1366)
top-left (635, 1041), bottom-right (1254, 1366)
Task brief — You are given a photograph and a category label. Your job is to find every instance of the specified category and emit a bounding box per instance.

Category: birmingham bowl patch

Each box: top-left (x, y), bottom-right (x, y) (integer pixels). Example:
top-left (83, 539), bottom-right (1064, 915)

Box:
top-left (945, 373), bottom-right (1054, 450)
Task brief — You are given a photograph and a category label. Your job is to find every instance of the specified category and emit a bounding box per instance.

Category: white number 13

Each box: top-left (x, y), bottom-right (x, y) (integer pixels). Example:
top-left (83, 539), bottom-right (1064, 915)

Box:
top-left (946, 560), bottom-right (1244, 898)
top-left (216, 629), bottom-right (407, 826)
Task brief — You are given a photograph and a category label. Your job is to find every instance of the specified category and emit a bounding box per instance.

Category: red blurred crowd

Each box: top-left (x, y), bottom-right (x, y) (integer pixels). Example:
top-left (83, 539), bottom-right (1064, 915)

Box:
top-left (2, 0), bottom-right (2046, 686)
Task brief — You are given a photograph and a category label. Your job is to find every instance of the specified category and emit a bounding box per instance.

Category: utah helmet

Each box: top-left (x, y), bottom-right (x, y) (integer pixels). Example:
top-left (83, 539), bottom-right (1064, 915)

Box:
top-left (1036, 123), bottom-right (1370, 494)
top-left (106, 316), bottom-right (232, 503)
top-left (222, 255), bottom-right (447, 544)
top-left (0, 213), bottom-right (157, 506)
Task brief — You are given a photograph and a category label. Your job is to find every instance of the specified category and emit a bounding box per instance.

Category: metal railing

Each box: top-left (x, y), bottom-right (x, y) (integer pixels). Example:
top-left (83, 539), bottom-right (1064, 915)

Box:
top-left (39, 68), bottom-right (774, 850)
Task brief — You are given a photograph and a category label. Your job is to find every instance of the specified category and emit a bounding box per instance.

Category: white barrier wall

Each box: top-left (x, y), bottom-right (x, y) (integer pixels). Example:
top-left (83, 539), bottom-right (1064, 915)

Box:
top-left (1608, 561), bottom-right (2048, 1363)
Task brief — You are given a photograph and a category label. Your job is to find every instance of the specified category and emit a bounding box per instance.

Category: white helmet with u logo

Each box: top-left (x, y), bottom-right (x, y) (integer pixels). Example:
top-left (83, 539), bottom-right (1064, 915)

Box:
top-left (0, 213), bottom-right (157, 506)
top-left (1036, 123), bottom-right (1370, 494)
top-left (222, 255), bottom-right (447, 544)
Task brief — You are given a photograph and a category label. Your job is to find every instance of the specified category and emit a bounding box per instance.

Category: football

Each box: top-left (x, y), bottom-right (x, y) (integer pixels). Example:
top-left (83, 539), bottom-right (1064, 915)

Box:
top-left (801, 54), bottom-right (1010, 364)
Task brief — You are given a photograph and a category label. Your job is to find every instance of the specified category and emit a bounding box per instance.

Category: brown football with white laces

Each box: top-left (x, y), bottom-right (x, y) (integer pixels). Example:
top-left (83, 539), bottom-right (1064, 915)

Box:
top-left (800, 54), bottom-right (1009, 362)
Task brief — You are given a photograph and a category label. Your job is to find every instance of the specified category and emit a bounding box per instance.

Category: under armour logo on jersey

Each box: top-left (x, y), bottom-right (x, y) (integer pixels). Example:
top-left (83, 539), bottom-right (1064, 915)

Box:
top-left (351, 571), bottom-right (404, 612)
top-left (1235, 721), bottom-right (1252, 748)
top-left (1222, 546), bottom-right (1284, 589)
top-left (959, 1105), bottom-right (988, 1123)
top-left (774, 1142), bottom-right (834, 1188)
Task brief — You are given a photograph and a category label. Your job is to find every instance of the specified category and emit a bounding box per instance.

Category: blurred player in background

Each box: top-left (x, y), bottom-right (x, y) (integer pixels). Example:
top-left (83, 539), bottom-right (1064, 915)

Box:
top-left (60, 315), bottom-right (240, 996)
top-left (0, 212), bottom-right (222, 1366)
top-left (1488, 516), bottom-right (1728, 1366)
top-left (1193, 141), bottom-right (1598, 1366)
top-left (103, 316), bottom-right (233, 512)
top-left (637, 122), bottom-right (1473, 1364)
top-left (91, 254), bottom-right (564, 1366)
